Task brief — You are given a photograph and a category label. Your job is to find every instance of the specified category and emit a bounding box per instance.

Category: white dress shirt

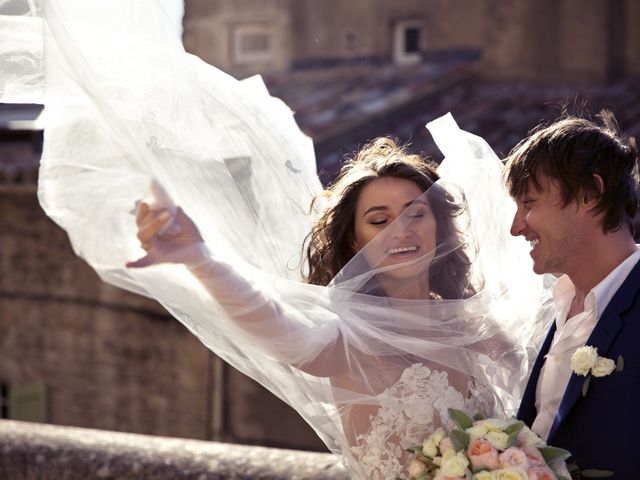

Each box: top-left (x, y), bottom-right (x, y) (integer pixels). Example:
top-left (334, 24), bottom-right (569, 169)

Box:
top-left (531, 248), bottom-right (640, 440)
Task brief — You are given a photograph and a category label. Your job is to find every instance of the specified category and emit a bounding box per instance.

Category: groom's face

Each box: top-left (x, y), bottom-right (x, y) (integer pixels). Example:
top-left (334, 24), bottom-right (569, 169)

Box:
top-left (510, 176), bottom-right (594, 276)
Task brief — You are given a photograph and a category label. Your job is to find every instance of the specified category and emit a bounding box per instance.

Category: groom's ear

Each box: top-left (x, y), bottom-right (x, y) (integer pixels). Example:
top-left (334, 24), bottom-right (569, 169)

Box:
top-left (582, 174), bottom-right (604, 209)
top-left (592, 174), bottom-right (605, 197)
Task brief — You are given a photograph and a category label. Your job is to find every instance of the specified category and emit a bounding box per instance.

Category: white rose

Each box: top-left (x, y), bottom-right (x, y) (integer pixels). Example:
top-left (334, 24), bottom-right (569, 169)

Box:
top-left (431, 427), bottom-right (446, 444)
top-left (440, 451), bottom-right (469, 478)
top-left (485, 418), bottom-right (512, 431)
top-left (517, 425), bottom-right (545, 448)
top-left (570, 346), bottom-right (598, 376)
top-left (408, 459), bottom-right (427, 479)
top-left (493, 467), bottom-right (528, 480)
top-left (474, 471), bottom-right (496, 480)
top-left (591, 356), bottom-right (616, 377)
top-left (423, 427), bottom-right (446, 456)
top-left (485, 431), bottom-right (510, 451)
top-left (466, 421), bottom-right (489, 439)
top-left (422, 438), bottom-right (439, 458)
top-left (551, 459), bottom-right (572, 478)
top-left (441, 450), bottom-right (455, 462)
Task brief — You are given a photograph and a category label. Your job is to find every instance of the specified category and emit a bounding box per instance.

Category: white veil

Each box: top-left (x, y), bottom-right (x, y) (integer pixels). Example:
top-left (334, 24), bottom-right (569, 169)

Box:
top-left (0, 1), bottom-right (555, 478)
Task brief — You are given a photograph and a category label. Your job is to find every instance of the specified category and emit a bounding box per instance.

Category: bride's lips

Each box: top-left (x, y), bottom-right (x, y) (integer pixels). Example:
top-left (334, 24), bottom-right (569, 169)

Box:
top-left (385, 246), bottom-right (419, 258)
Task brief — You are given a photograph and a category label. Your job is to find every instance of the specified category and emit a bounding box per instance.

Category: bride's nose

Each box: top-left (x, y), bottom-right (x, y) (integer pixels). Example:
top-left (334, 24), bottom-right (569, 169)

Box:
top-left (390, 217), bottom-right (413, 239)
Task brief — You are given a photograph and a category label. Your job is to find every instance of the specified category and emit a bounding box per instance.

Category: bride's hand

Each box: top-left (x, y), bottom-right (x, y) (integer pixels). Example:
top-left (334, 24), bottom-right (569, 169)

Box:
top-left (126, 201), bottom-right (205, 268)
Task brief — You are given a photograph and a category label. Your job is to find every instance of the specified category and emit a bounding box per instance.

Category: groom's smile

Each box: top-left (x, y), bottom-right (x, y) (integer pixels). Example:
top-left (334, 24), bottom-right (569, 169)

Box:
top-left (510, 178), bottom-right (592, 277)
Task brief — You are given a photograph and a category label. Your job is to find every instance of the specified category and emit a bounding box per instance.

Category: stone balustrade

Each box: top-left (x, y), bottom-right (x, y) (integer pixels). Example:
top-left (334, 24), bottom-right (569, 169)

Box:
top-left (0, 420), bottom-right (348, 480)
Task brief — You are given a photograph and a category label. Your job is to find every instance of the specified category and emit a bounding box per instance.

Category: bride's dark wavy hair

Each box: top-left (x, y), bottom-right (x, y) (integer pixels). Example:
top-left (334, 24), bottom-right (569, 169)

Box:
top-left (303, 137), bottom-right (475, 299)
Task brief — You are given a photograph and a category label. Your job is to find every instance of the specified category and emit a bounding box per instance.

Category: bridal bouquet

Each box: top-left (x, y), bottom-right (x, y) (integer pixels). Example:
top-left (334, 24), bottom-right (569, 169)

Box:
top-left (405, 409), bottom-right (571, 480)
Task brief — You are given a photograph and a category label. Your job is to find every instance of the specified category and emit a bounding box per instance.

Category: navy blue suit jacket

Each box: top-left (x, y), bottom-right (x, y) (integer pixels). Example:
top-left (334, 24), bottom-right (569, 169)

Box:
top-left (518, 260), bottom-right (640, 478)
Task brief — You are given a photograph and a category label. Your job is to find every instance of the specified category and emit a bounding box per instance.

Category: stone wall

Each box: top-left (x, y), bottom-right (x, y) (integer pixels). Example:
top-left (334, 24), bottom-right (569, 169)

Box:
top-left (480, 0), bottom-right (614, 84)
top-left (0, 420), bottom-right (347, 480)
top-left (183, 0), bottom-right (295, 77)
top-left (183, 0), bottom-right (639, 85)
top-left (183, 0), bottom-right (486, 76)
top-left (0, 185), bottom-right (325, 450)
top-left (624, 0), bottom-right (640, 76)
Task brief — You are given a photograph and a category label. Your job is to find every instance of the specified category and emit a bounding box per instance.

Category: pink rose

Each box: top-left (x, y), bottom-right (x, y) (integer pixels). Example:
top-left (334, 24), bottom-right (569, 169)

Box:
top-left (523, 447), bottom-right (546, 467)
top-left (467, 438), bottom-right (499, 470)
top-left (528, 465), bottom-right (557, 480)
top-left (499, 447), bottom-right (530, 470)
top-left (408, 459), bottom-right (427, 479)
top-left (440, 437), bottom-right (454, 456)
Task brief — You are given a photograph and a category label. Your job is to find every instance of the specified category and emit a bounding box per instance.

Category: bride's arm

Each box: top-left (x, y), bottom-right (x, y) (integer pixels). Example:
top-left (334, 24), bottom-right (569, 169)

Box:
top-left (127, 202), bottom-right (346, 376)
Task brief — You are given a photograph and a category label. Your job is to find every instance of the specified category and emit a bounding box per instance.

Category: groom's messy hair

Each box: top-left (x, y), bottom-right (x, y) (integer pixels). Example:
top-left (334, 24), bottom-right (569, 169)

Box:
top-left (504, 109), bottom-right (639, 235)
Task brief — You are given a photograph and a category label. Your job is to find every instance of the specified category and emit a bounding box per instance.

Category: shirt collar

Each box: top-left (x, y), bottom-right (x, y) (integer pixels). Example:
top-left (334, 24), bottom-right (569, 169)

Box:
top-left (591, 247), bottom-right (640, 318)
top-left (552, 246), bottom-right (640, 324)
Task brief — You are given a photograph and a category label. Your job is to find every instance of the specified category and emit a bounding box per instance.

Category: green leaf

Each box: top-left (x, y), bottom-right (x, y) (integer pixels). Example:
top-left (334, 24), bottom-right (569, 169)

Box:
top-left (450, 429), bottom-right (470, 452)
top-left (406, 445), bottom-right (423, 454)
top-left (581, 375), bottom-right (592, 397)
top-left (473, 412), bottom-right (486, 421)
top-left (616, 355), bottom-right (624, 372)
top-left (448, 408), bottom-right (473, 430)
top-left (506, 432), bottom-right (518, 448)
top-left (581, 469), bottom-right (614, 478)
top-left (503, 420), bottom-right (525, 448)
top-left (504, 421), bottom-right (525, 436)
top-left (538, 446), bottom-right (572, 463)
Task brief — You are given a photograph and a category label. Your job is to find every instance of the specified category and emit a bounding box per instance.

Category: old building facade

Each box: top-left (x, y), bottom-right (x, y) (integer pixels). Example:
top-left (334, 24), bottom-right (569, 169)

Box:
top-left (183, 0), bottom-right (640, 84)
top-left (183, 0), bottom-right (486, 77)
top-left (0, 186), bottom-right (325, 450)
top-left (0, 107), bottom-right (324, 451)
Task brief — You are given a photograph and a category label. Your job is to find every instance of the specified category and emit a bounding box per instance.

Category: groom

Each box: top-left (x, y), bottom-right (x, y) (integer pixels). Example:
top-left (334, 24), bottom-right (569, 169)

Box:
top-left (504, 111), bottom-right (640, 476)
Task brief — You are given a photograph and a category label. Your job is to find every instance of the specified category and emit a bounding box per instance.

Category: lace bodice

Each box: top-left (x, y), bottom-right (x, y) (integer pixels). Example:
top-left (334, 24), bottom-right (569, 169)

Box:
top-left (348, 363), bottom-right (496, 480)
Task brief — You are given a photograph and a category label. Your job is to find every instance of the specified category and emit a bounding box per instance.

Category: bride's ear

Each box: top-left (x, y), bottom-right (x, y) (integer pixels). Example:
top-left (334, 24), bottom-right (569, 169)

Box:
top-left (351, 235), bottom-right (363, 255)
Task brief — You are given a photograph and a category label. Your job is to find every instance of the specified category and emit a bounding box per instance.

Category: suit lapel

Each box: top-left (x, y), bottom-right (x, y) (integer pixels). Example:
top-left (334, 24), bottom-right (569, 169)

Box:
top-left (518, 322), bottom-right (556, 426)
top-left (548, 260), bottom-right (640, 440)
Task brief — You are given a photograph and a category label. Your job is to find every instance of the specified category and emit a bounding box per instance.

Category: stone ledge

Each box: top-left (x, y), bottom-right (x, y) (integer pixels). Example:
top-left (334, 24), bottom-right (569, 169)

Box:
top-left (0, 420), bottom-right (348, 480)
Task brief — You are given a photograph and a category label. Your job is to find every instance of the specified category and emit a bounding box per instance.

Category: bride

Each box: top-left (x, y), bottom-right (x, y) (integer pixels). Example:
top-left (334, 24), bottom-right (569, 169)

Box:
top-left (0, 0), bottom-right (553, 478)
top-left (128, 137), bottom-right (508, 478)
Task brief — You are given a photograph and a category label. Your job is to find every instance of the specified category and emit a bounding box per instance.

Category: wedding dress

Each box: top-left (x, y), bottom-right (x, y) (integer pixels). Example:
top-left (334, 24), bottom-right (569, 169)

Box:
top-left (0, 1), bottom-right (555, 478)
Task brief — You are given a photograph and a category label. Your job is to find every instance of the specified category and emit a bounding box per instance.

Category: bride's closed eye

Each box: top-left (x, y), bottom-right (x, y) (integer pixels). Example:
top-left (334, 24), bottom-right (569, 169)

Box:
top-left (369, 218), bottom-right (388, 226)
top-left (403, 206), bottom-right (430, 219)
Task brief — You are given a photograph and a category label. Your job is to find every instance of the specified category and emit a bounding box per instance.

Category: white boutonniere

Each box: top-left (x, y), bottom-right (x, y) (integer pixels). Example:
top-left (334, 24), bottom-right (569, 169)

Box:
top-left (570, 346), bottom-right (624, 396)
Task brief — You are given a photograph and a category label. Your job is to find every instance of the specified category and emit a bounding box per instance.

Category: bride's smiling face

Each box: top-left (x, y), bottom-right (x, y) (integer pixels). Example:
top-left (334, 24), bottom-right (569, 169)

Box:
top-left (352, 177), bottom-right (437, 276)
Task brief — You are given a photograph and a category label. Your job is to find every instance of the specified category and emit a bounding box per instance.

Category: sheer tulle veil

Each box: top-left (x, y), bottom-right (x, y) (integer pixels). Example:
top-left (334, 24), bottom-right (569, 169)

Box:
top-left (0, 1), bottom-right (555, 478)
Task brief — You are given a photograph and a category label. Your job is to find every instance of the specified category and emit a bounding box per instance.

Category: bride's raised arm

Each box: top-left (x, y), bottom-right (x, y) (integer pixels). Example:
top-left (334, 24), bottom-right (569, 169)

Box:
top-left (127, 199), bottom-right (348, 376)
